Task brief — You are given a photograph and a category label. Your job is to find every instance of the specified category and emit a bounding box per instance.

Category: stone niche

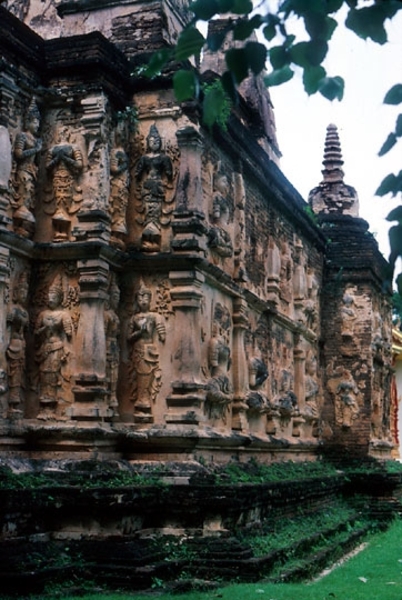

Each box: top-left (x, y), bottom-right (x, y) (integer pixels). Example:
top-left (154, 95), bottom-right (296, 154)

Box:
top-left (0, 2), bottom-right (394, 463)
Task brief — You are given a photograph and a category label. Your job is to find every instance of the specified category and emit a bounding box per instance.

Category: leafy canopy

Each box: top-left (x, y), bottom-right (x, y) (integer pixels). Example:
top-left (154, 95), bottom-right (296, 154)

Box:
top-left (144, 0), bottom-right (402, 287)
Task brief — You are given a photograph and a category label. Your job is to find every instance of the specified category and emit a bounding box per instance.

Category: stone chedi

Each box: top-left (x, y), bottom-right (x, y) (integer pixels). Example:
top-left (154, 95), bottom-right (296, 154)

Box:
top-left (0, 0), bottom-right (393, 462)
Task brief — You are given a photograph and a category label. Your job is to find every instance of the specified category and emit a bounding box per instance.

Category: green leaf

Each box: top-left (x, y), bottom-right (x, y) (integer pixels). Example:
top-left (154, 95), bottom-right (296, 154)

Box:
top-left (384, 84), bottom-right (402, 105)
top-left (389, 224), bottom-right (402, 267)
top-left (142, 48), bottom-right (173, 78)
top-left (345, 6), bottom-right (389, 44)
top-left (396, 114), bottom-right (402, 137)
top-left (217, 0), bottom-right (235, 11)
top-left (318, 76), bottom-right (344, 101)
top-left (376, 172), bottom-right (402, 196)
top-left (175, 27), bottom-right (205, 61)
top-left (386, 206), bottom-right (402, 224)
top-left (304, 14), bottom-right (337, 41)
top-left (290, 40), bottom-right (328, 67)
top-left (263, 23), bottom-right (277, 42)
top-left (303, 65), bottom-right (326, 95)
top-left (396, 273), bottom-right (402, 297)
top-left (207, 24), bottom-right (232, 51)
top-left (233, 14), bottom-right (263, 41)
top-left (326, 0), bottom-right (344, 13)
top-left (221, 70), bottom-right (238, 103)
top-left (245, 41), bottom-right (267, 75)
top-left (231, 0), bottom-right (253, 14)
top-left (379, 133), bottom-right (397, 157)
top-left (202, 83), bottom-right (229, 128)
top-left (190, 0), bottom-right (218, 20)
top-left (264, 66), bottom-right (294, 87)
top-left (269, 45), bottom-right (290, 69)
top-left (226, 47), bottom-right (249, 84)
top-left (286, 0), bottom-right (325, 16)
top-left (173, 69), bottom-right (198, 102)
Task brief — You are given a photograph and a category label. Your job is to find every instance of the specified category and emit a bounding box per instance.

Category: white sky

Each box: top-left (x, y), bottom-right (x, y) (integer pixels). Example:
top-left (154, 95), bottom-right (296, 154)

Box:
top-left (269, 7), bottom-right (402, 260)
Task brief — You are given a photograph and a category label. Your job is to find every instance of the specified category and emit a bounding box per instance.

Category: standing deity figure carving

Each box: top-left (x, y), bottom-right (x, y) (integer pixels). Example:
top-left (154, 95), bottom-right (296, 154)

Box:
top-left (246, 355), bottom-right (271, 416)
top-left (303, 355), bottom-right (320, 435)
top-left (12, 98), bottom-right (42, 237)
top-left (304, 269), bottom-right (319, 331)
top-left (109, 123), bottom-right (129, 249)
top-left (44, 127), bottom-right (83, 241)
top-left (207, 172), bottom-right (233, 258)
top-left (104, 279), bottom-right (121, 410)
top-left (335, 376), bottom-right (360, 428)
top-left (6, 273), bottom-right (29, 411)
top-left (279, 240), bottom-right (292, 305)
top-left (206, 306), bottom-right (233, 423)
top-left (341, 291), bottom-right (357, 339)
top-left (128, 281), bottom-right (166, 414)
top-left (35, 283), bottom-right (73, 418)
top-left (135, 124), bottom-right (173, 251)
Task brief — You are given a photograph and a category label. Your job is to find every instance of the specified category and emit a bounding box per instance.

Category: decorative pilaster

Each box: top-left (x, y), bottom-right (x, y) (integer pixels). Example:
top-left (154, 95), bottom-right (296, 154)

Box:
top-left (171, 126), bottom-right (207, 254)
top-left (233, 169), bottom-right (247, 282)
top-left (165, 270), bottom-right (206, 425)
top-left (231, 297), bottom-right (249, 431)
top-left (71, 258), bottom-right (110, 420)
top-left (73, 94), bottom-right (111, 243)
top-left (0, 247), bottom-right (10, 396)
top-left (0, 126), bottom-right (12, 230)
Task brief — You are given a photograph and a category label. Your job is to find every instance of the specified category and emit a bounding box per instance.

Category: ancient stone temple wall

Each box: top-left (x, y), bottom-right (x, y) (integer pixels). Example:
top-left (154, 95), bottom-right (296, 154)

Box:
top-left (0, 1), bottom-right (393, 462)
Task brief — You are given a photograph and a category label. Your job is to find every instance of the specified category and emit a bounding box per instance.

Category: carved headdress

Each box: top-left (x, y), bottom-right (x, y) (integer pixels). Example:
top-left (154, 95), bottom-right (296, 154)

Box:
top-left (25, 97), bottom-right (40, 125)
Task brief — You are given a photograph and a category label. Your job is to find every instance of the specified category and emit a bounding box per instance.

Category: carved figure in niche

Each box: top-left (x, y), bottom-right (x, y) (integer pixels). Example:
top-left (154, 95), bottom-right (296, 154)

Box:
top-left (207, 172), bottom-right (233, 258)
top-left (128, 280), bottom-right (166, 414)
top-left (279, 240), bottom-right (292, 305)
top-left (274, 369), bottom-right (298, 419)
top-left (335, 375), bottom-right (359, 428)
top-left (6, 272), bottom-right (29, 411)
top-left (104, 278), bottom-right (121, 410)
top-left (372, 310), bottom-right (384, 357)
top-left (206, 304), bottom-right (233, 423)
top-left (12, 98), bottom-right (42, 237)
top-left (304, 269), bottom-right (319, 330)
top-left (135, 124), bottom-right (173, 251)
top-left (266, 239), bottom-right (281, 302)
top-left (109, 122), bottom-right (129, 249)
top-left (293, 240), bottom-right (307, 322)
top-left (341, 291), bottom-right (357, 339)
top-left (35, 280), bottom-right (73, 418)
top-left (303, 354), bottom-right (320, 436)
top-left (246, 356), bottom-right (269, 411)
top-left (44, 127), bottom-right (83, 241)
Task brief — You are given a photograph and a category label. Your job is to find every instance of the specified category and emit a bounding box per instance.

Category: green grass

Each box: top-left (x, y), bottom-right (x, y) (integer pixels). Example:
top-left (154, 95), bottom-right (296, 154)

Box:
top-left (24, 518), bottom-right (402, 600)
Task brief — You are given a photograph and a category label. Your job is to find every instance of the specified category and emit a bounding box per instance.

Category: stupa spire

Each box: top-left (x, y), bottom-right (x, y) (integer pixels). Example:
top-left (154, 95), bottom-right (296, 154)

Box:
top-left (322, 123), bottom-right (344, 183)
top-left (308, 124), bottom-right (359, 218)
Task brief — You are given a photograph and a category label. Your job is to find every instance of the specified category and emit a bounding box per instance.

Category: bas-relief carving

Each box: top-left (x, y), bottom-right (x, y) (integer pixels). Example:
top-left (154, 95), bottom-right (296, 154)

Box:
top-left (5, 0), bottom-right (30, 20)
top-left (207, 171), bottom-right (233, 261)
top-left (134, 124), bottom-right (174, 252)
top-left (304, 268), bottom-right (319, 332)
top-left (109, 122), bottom-right (129, 249)
top-left (6, 270), bottom-right (29, 414)
top-left (272, 368), bottom-right (300, 435)
top-left (34, 277), bottom-right (73, 419)
top-left (205, 303), bottom-right (233, 424)
top-left (303, 353), bottom-right (320, 436)
top-left (128, 280), bottom-right (166, 418)
top-left (44, 126), bottom-right (84, 242)
top-left (279, 239), bottom-right (292, 309)
top-left (293, 240), bottom-right (307, 324)
top-left (104, 276), bottom-right (121, 410)
top-left (11, 98), bottom-right (42, 238)
top-left (246, 355), bottom-right (272, 434)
